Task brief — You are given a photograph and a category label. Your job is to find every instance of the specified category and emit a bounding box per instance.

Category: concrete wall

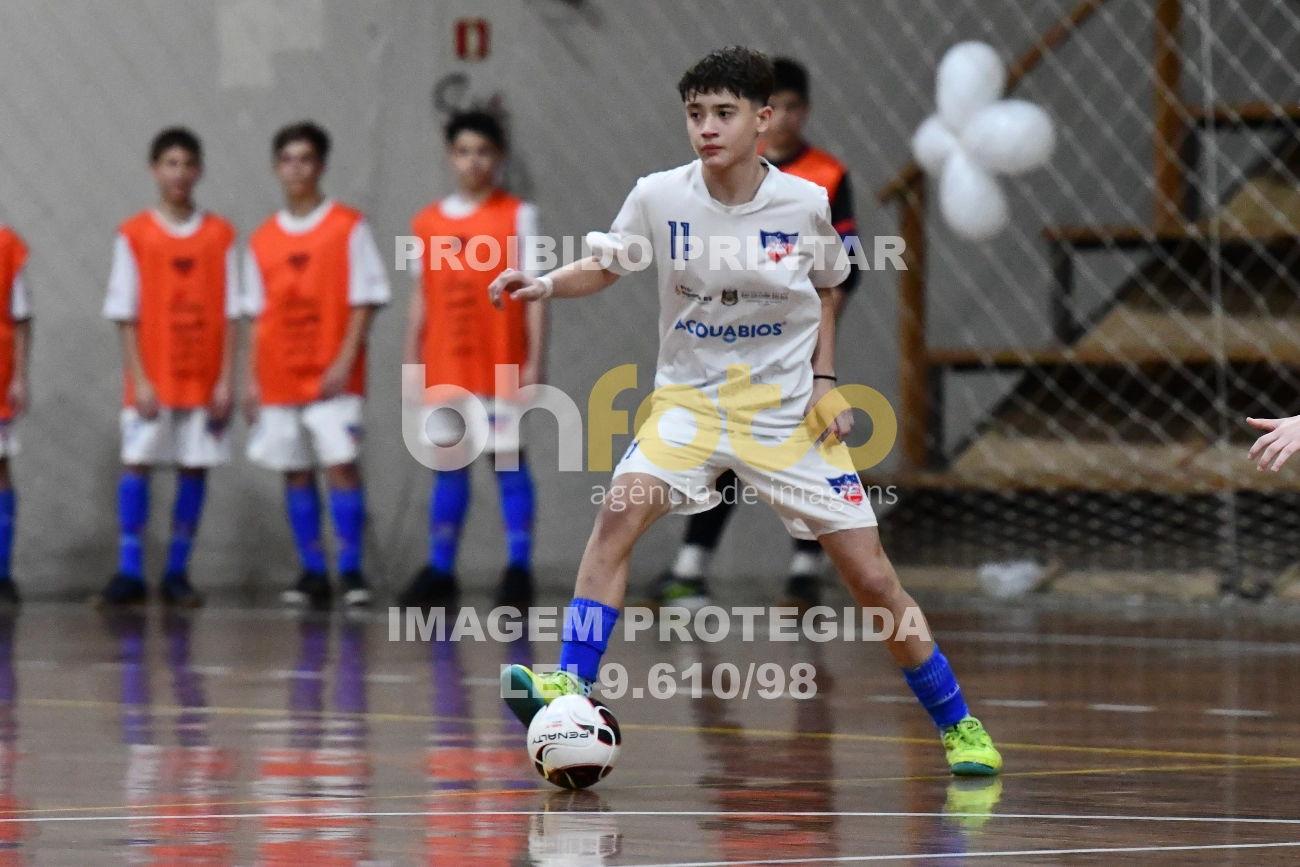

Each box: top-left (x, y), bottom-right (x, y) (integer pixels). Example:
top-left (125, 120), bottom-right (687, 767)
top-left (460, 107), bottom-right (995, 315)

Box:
top-left (0, 0), bottom-right (1293, 598)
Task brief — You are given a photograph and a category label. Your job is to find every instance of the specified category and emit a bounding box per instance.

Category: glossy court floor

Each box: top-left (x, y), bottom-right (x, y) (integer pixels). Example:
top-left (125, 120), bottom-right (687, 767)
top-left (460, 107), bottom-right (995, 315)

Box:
top-left (0, 599), bottom-right (1298, 864)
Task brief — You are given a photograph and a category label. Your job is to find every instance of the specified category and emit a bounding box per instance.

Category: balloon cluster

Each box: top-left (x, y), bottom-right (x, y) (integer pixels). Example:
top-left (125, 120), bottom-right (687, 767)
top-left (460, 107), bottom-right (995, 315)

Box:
top-left (912, 41), bottom-right (1056, 241)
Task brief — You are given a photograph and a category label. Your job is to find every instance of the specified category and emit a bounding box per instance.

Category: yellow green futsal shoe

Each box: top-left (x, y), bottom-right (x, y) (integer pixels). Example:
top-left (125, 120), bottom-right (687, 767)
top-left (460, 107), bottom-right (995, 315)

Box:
top-left (501, 664), bottom-right (588, 727)
top-left (942, 717), bottom-right (1002, 776)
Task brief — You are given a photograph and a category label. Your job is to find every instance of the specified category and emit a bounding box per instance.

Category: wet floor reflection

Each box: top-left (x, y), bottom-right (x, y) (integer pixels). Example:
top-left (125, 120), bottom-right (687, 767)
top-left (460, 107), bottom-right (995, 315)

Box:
top-left (424, 624), bottom-right (536, 864)
top-left (0, 616), bottom-right (20, 866)
top-left (528, 790), bottom-right (621, 866)
top-left (687, 641), bottom-right (840, 862)
top-left (254, 615), bottom-right (372, 866)
top-left (10, 603), bottom-right (1291, 863)
top-left (107, 610), bottom-right (236, 866)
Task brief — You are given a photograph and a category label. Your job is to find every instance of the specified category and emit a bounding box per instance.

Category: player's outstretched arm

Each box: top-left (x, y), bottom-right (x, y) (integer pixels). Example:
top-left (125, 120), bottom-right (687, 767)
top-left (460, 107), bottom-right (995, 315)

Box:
top-left (1247, 416), bottom-right (1300, 471)
top-left (488, 257), bottom-right (619, 309)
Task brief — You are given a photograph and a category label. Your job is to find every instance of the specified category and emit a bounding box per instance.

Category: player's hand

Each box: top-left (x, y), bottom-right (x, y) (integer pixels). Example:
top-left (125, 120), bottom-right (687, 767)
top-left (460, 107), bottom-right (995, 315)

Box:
top-left (6, 378), bottom-right (26, 418)
top-left (318, 360), bottom-right (350, 400)
top-left (1247, 416), bottom-right (1300, 471)
top-left (134, 380), bottom-right (161, 421)
top-left (489, 269), bottom-right (552, 309)
top-left (208, 379), bottom-right (233, 426)
top-left (242, 379), bottom-right (261, 425)
top-left (806, 377), bottom-right (853, 443)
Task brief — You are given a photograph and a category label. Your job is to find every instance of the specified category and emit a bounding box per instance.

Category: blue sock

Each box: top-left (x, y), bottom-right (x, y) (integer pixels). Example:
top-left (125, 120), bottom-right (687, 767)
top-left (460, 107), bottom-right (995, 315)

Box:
top-left (117, 472), bottom-right (150, 580)
top-left (164, 473), bottom-right (207, 577)
top-left (285, 482), bottom-right (327, 574)
top-left (495, 462), bottom-right (535, 570)
top-left (329, 486), bottom-right (365, 574)
top-left (902, 647), bottom-right (969, 730)
top-left (0, 489), bottom-right (15, 581)
top-left (429, 468), bottom-right (471, 573)
top-left (557, 598), bottom-right (620, 684)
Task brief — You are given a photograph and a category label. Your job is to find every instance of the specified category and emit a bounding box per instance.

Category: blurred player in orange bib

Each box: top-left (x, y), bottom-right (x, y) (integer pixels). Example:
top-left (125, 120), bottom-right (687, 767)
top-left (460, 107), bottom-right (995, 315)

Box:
top-left (0, 226), bottom-right (31, 606)
top-left (97, 128), bottom-right (239, 608)
top-left (243, 122), bottom-right (391, 609)
top-left (652, 57), bottom-right (864, 613)
top-left (397, 111), bottom-right (547, 610)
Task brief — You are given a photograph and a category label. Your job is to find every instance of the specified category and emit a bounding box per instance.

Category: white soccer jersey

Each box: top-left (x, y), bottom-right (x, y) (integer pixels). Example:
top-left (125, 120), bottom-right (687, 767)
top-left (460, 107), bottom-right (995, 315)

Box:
top-left (605, 159), bottom-right (848, 433)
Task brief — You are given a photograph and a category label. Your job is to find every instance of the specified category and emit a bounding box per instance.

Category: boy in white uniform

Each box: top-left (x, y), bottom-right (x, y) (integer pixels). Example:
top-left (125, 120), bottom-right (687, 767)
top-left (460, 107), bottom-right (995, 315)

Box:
top-left (491, 47), bottom-right (1001, 775)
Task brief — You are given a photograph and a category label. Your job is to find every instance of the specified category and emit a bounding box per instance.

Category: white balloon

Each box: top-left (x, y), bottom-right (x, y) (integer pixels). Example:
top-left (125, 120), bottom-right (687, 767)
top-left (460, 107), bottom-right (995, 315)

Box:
top-left (936, 41), bottom-right (1006, 133)
top-left (961, 100), bottom-right (1056, 175)
top-left (912, 115), bottom-right (957, 176)
top-left (939, 152), bottom-right (1009, 241)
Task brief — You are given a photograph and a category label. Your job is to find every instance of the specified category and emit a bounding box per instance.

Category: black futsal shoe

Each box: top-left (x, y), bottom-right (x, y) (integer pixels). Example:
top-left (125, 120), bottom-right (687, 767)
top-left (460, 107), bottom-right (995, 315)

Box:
top-left (781, 573), bottom-right (821, 613)
top-left (92, 573), bottom-right (148, 608)
top-left (397, 565), bottom-right (458, 609)
top-left (495, 565), bottom-right (535, 608)
top-left (161, 572), bottom-right (204, 608)
top-left (281, 571), bottom-right (333, 609)
top-left (339, 570), bottom-right (373, 608)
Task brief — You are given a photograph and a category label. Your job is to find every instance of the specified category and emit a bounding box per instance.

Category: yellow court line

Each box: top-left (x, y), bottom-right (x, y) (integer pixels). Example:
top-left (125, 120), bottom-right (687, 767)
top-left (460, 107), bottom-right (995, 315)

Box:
top-left (0, 758), bottom-right (1290, 820)
top-left (625, 722), bottom-right (1300, 765)
top-left (21, 696), bottom-right (1300, 766)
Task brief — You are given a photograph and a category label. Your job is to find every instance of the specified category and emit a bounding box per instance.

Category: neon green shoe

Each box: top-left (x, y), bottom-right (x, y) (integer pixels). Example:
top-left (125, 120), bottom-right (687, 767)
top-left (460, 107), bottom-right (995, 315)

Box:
top-left (501, 664), bottom-right (589, 727)
top-left (942, 716), bottom-right (1002, 776)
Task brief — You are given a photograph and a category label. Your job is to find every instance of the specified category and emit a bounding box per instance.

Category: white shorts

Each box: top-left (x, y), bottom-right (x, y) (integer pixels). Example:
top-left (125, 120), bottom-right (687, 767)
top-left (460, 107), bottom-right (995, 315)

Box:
top-left (121, 407), bottom-right (231, 468)
top-left (246, 395), bottom-right (364, 472)
top-left (0, 421), bottom-right (19, 459)
top-left (419, 396), bottom-right (521, 455)
top-left (612, 410), bottom-right (878, 541)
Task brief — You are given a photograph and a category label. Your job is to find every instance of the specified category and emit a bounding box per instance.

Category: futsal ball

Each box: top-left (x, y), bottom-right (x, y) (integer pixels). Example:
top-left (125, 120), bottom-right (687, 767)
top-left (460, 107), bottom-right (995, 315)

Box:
top-left (527, 694), bottom-right (621, 790)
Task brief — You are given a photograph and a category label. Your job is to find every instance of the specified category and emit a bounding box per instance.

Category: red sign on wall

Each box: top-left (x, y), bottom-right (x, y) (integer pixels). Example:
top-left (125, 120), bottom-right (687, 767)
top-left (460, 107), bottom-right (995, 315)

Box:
top-left (454, 18), bottom-right (491, 61)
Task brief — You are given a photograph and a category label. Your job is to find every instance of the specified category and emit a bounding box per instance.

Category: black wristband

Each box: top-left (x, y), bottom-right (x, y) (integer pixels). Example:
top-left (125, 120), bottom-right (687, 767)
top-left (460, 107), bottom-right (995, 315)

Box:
top-left (813, 374), bottom-right (838, 382)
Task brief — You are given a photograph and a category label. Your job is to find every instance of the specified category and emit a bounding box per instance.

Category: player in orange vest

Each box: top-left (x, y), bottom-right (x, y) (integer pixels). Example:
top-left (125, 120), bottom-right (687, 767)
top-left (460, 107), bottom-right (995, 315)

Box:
top-left (244, 122), bottom-right (391, 609)
top-left (651, 57), bottom-right (864, 613)
top-left (97, 128), bottom-right (240, 608)
top-left (397, 111), bottom-right (547, 609)
top-left (0, 227), bottom-right (31, 606)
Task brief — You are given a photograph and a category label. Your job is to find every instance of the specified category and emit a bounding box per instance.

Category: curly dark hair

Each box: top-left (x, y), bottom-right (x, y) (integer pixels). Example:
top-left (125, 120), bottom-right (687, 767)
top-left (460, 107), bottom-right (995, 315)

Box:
top-left (445, 110), bottom-right (506, 151)
top-left (677, 46), bottom-right (775, 106)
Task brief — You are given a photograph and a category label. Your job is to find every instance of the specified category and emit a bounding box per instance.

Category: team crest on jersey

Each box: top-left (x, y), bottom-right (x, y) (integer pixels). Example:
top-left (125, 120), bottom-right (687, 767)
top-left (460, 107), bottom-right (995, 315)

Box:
top-left (720, 288), bottom-right (738, 306)
top-left (761, 230), bottom-right (799, 263)
top-left (826, 473), bottom-right (865, 505)
top-left (172, 257), bottom-right (195, 276)
top-left (288, 252), bottom-right (311, 271)
top-left (347, 424), bottom-right (362, 443)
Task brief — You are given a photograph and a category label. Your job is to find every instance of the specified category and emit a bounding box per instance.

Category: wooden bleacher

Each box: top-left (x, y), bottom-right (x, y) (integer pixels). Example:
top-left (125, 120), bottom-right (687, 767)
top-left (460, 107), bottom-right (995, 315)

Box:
top-left (874, 0), bottom-right (1300, 495)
